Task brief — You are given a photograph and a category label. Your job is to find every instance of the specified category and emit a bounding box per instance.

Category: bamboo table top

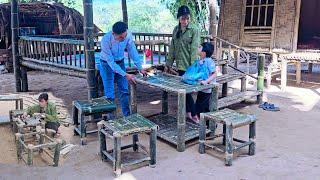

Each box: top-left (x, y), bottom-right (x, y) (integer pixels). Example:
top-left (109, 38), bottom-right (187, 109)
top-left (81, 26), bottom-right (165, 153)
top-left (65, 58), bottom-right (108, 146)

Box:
top-left (104, 114), bottom-right (157, 136)
top-left (135, 73), bottom-right (218, 94)
top-left (0, 95), bottom-right (23, 101)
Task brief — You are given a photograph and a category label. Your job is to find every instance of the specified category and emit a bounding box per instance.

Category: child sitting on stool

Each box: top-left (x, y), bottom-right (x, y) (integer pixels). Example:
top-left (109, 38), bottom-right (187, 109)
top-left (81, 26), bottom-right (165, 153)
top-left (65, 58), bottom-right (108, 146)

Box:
top-left (190, 42), bottom-right (217, 123)
top-left (23, 93), bottom-right (60, 136)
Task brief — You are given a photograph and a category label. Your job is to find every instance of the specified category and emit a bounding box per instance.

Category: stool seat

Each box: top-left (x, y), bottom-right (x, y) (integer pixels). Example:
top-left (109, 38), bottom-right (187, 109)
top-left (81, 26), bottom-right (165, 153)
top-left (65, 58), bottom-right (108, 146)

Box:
top-left (106, 114), bottom-right (157, 136)
top-left (74, 97), bottom-right (116, 114)
top-left (202, 109), bottom-right (257, 128)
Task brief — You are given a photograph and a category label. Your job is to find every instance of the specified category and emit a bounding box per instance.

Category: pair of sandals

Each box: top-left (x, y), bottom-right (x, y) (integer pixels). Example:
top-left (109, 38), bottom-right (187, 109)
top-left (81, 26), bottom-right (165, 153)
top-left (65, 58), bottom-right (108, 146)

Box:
top-left (259, 102), bottom-right (280, 111)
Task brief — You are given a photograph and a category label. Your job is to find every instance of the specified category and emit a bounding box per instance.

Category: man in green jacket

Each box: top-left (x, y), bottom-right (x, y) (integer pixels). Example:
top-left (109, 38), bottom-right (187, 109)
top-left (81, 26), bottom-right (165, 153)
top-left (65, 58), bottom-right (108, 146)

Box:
top-left (23, 93), bottom-right (60, 134)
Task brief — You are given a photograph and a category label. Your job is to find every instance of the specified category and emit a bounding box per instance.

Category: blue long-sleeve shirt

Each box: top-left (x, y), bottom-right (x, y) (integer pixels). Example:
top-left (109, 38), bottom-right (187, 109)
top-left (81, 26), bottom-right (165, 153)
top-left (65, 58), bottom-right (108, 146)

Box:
top-left (100, 31), bottom-right (142, 77)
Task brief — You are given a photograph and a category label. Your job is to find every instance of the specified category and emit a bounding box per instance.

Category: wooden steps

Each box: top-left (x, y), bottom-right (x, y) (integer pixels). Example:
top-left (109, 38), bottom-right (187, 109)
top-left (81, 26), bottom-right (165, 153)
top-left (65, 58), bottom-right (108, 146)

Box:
top-left (217, 91), bottom-right (261, 109)
top-left (216, 73), bottom-right (246, 84)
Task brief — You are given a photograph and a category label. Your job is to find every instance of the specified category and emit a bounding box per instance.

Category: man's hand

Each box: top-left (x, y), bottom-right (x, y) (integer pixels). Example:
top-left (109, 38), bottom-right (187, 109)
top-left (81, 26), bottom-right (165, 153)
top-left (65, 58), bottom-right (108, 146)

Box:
top-left (164, 65), bottom-right (171, 73)
top-left (200, 80), bottom-right (208, 85)
top-left (126, 74), bottom-right (136, 84)
top-left (139, 69), bottom-right (148, 77)
top-left (21, 112), bottom-right (28, 119)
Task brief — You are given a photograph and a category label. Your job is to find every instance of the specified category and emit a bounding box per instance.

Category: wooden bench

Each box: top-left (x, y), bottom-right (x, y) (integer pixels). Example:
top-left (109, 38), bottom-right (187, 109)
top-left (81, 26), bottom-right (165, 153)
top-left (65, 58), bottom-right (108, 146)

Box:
top-left (97, 114), bottom-right (158, 177)
top-left (72, 97), bottom-right (116, 145)
top-left (15, 130), bottom-right (62, 166)
top-left (199, 108), bottom-right (257, 166)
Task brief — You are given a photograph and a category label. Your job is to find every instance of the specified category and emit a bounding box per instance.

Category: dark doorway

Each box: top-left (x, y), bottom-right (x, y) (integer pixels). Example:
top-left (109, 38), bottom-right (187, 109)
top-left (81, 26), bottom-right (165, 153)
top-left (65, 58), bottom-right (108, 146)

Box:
top-left (298, 0), bottom-right (320, 50)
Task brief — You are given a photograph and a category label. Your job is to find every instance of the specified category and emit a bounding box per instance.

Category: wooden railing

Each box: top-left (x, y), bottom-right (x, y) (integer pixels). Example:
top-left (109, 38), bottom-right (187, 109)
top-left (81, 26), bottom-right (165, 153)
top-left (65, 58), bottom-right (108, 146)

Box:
top-left (19, 33), bottom-right (263, 77)
top-left (19, 36), bottom-right (87, 77)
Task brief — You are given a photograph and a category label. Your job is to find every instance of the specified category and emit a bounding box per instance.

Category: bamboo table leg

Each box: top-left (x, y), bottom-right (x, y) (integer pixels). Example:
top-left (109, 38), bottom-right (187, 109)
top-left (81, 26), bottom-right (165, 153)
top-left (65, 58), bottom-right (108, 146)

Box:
top-left (177, 92), bottom-right (186, 152)
top-left (149, 127), bottom-right (157, 167)
top-left (199, 114), bottom-right (206, 154)
top-left (130, 83), bottom-right (139, 151)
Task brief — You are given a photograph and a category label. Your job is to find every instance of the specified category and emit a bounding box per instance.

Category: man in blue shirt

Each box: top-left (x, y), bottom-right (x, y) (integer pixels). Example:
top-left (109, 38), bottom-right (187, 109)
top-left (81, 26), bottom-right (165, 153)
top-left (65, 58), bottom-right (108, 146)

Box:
top-left (99, 21), bottom-right (147, 116)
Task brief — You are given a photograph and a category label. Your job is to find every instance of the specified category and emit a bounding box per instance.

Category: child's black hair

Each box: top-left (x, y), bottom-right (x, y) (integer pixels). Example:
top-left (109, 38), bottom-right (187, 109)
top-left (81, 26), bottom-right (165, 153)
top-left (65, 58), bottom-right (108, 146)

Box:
top-left (201, 42), bottom-right (214, 58)
top-left (38, 93), bottom-right (49, 101)
top-left (112, 21), bottom-right (128, 35)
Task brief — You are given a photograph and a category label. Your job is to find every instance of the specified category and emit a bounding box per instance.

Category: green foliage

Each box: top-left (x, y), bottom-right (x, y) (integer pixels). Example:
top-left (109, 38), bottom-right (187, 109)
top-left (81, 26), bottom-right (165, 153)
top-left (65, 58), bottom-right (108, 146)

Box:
top-left (93, 0), bottom-right (176, 33)
top-left (159, 0), bottom-right (209, 34)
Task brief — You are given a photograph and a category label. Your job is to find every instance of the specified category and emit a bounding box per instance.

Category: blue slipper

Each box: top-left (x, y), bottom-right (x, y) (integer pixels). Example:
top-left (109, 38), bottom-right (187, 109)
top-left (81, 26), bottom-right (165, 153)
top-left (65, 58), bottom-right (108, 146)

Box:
top-left (262, 104), bottom-right (280, 111)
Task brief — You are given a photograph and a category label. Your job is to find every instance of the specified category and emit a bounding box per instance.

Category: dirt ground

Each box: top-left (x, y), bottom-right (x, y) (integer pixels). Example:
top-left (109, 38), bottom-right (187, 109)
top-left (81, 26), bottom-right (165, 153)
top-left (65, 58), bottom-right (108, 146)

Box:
top-left (0, 71), bottom-right (320, 179)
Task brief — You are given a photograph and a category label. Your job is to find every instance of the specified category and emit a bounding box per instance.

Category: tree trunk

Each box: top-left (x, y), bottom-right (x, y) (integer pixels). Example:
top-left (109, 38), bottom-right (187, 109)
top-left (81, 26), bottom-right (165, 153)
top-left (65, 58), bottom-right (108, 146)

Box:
top-left (208, 0), bottom-right (218, 36)
top-left (121, 0), bottom-right (128, 25)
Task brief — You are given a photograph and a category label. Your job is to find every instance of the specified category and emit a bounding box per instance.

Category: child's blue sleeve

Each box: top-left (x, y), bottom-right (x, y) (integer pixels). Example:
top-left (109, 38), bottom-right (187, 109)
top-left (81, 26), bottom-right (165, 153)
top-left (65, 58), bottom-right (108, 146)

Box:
top-left (208, 59), bottom-right (216, 74)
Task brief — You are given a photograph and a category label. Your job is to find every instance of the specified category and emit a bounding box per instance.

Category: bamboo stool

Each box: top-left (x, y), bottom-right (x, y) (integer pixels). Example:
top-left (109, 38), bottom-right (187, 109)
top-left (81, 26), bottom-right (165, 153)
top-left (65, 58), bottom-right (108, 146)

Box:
top-left (199, 108), bottom-right (257, 166)
top-left (15, 129), bottom-right (62, 166)
top-left (73, 97), bottom-right (116, 145)
top-left (97, 114), bottom-right (158, 177)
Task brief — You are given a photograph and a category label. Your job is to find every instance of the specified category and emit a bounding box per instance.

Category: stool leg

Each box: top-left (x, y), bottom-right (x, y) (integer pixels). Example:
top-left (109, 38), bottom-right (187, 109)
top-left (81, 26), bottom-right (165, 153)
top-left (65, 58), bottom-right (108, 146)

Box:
top-left (150, 127), bottom-right (157, 167)
top-left (223, 124), bottom-right (226, 145)
top-left (209, 120), bottom-right (216, 138)
top-left (53, 141), bottom-right (62, 167)
top-left (73, 106), bottom-right (79, 135)
top-left (114, 136), bottom-right (122, 177)
top-left (79, 111), bottom-right (86, 145)
top-left (225, 125), bottom-right (233, 166)
top-left (133, 134), bottom-right (139, 151)
top-left (249, 122), bottom-right (256, 156)
top-left (199, 114), bottom-right (206, 154)
top-left (98, 122), bottom-right (107, 160)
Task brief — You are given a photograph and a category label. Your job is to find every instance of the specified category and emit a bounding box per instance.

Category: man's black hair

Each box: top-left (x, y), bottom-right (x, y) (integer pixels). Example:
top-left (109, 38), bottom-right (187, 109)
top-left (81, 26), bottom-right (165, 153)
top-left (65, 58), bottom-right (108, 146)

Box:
top-left (201, 42), bottom-right (214, 58)
top-left (38, 93), bottom-right (49, 101)
top-left (112, 21), bottom-right (128, 35)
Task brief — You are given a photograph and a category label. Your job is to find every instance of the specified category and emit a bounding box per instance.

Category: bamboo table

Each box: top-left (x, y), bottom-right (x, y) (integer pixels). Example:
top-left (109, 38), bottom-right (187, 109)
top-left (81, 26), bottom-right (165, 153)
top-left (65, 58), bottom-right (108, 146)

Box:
top-left (0, 95), bottom-right (23, 124)
top-left (130, 73), bottom-right (218, 152)
top-left (0, 95), bottom-right (23, 110)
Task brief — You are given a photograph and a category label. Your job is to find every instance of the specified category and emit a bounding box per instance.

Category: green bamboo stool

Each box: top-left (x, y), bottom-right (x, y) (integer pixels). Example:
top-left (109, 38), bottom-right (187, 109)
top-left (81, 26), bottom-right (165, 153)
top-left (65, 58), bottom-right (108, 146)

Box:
top-left (199, 108), bottom-right (257, 166)
top-left (98, 114), bottom-right (158, 177)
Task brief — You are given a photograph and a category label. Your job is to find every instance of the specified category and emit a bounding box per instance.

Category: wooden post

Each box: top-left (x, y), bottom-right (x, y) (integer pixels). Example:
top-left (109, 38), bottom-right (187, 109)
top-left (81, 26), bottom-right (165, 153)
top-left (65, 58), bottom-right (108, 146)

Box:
top-left (308, 63), bottom-right (313, 73)
top-left (177, 92), bottom-right (186, 152)
top-left (281, 58), bottom-right (287, 91)
top-left (97, 121), bottom-right (107, 160)
top-left (53, 139), bottom-right (62, 167)
top-left (121, 0), bottom-right (128, 25)
top-left (21, 66), bottom-right (28, 92)
top-left (257, 54), bottom-right (265, 103)
top-left (162, 91), bottom-right (168, 114)
top-left (114, 135), bottom-right (122, 176)
top-left (225, 125), bottom-right (233, 166)
top-left (27, 144), bottom-right (33, 166)
top-left (83, 0), bottom-right (97, 99)
top-left (222, 64), bottom-right (228, 97)
top-left (129, 83), bottom-right (139, 151)
top-left (199, 113), bottom-right (206, 154)
top-left (149, 127), bottom-right (157, 167)
top-left (248, 122), bottom-right (256, 156)
top-left (11, 0), bottom-right (22, 92)
top-left (209, 85), bottom-right (218, 111)
top-left (296, 61), bottom-right (301, 85)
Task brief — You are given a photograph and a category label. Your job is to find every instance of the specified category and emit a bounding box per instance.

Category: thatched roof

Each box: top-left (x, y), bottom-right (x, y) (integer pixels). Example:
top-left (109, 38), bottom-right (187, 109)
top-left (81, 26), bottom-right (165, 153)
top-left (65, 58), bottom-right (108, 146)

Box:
top-left (0, 2), bottom-right (101, 48)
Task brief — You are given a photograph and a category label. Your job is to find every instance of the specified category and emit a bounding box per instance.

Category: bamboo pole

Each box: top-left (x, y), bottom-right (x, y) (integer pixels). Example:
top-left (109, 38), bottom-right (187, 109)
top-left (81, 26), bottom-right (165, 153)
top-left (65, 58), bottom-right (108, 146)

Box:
top-left (11, 0), bottom-right (22, 92)
top-left (83, 0), bottom-right (97, 99)
top-left (121, 0), bottom-right (128, 25)
top-left (257, 54), bottom-right (265, 103)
